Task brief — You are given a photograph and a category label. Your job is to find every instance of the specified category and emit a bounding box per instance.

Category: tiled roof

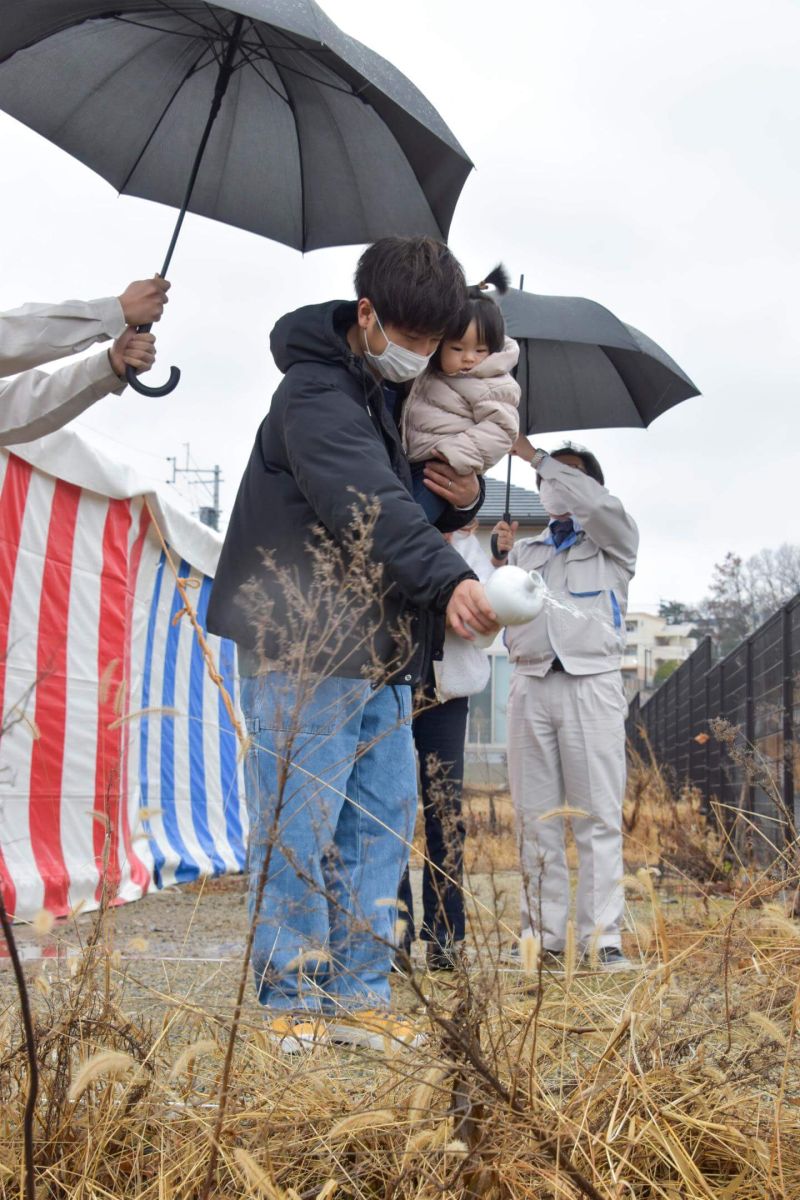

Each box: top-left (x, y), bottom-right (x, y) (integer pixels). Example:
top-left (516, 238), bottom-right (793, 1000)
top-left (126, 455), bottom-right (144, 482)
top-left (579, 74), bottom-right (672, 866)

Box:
top-left (478, 477), bottom-right (548, 526)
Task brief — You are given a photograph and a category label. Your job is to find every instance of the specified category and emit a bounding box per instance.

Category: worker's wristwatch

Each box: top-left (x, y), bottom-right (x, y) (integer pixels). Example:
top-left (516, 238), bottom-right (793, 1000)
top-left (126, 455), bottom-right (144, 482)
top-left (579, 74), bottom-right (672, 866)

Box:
top-left (530, 447), bottom-right (547, 469)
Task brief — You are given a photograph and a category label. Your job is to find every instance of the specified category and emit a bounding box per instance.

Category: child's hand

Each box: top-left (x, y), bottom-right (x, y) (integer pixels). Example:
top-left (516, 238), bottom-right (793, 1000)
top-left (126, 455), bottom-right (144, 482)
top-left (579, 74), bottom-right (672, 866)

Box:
top-left (109, 328), bottom-right (156, 378)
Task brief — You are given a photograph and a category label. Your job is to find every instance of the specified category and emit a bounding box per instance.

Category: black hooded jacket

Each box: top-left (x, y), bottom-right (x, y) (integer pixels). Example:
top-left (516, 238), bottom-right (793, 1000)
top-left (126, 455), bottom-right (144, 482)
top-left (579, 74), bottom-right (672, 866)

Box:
top-left (206, 300), bottom-right (483, 684)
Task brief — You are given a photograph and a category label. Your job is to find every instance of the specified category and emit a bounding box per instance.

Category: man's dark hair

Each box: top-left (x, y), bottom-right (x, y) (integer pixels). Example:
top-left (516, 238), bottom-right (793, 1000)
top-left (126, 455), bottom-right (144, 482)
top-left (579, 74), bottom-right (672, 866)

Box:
top-left (354, 237), bottom-right (467, 334)
top-left (549, 443), bottom-right (605, 486)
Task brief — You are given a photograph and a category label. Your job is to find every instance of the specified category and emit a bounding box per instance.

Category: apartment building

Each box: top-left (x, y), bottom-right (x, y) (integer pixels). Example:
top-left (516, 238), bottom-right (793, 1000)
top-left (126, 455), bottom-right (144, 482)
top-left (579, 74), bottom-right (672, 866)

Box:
top-left (621, 611), bottom-right (698, 698)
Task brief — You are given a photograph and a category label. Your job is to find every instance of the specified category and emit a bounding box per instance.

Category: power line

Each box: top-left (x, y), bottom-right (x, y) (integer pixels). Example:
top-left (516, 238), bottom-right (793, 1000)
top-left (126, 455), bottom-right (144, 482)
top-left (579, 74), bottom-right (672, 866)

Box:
top-left (167, 444), bottom-right (222, 530)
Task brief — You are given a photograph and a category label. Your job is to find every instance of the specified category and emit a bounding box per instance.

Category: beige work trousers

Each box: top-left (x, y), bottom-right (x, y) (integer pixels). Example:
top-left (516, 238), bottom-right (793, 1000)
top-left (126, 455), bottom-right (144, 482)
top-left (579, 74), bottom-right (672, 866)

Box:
top-left (507, 669), bottom-right (627, 951)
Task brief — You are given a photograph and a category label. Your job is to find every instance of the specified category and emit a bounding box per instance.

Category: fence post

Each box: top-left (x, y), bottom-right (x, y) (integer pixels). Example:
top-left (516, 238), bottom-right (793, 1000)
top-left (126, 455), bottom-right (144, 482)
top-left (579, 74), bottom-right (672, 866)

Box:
top-left (745, 638), bottom-right (755, 821)
top-left (704, 663), bottom-right (711, 810)
top-left (782, 604), bottom-right (795, 839)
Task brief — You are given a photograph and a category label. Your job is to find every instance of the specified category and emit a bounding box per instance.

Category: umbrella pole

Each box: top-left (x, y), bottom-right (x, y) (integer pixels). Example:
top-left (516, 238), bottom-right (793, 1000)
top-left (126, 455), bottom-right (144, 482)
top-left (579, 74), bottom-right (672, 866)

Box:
top-left (490, 273), bottom-right (523, 560)
top-left (127, 15), bottom-right (245, 397)
top-left (490, 454), bottom-right (513, 561)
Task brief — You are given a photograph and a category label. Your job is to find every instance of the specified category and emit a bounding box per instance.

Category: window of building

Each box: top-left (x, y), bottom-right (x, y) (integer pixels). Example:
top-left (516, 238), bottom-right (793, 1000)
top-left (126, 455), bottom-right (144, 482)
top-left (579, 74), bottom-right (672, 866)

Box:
top-left (492, 655), bottom-right (513, 743)
top-left (467, 678), bottom-right (492, 744)
top-left (625, 620), bottom-right (637, 633)
top-left (467, 655), bottom-right (513, 746)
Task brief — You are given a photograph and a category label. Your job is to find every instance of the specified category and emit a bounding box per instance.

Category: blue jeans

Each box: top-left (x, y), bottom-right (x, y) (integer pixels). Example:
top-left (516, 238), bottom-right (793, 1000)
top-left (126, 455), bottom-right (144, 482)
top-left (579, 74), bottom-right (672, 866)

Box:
top-left (410, 462), bottom-right (448, 523)
top-left (240, 672), bottom-right (416, 1012)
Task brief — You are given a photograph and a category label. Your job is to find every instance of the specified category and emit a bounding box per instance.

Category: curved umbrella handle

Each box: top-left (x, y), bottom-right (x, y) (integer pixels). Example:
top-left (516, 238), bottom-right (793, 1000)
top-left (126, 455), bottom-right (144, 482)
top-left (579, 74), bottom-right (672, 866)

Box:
top-left (127, 361), bottom-right (181, 397)
top-left (491, 509), bottom-right (512, 561)
top-left (125, 321), bottom-right (181, 397)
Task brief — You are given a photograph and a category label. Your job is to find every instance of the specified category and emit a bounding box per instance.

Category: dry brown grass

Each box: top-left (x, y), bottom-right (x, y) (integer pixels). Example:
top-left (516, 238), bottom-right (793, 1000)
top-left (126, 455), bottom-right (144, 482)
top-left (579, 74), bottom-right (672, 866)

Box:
top-left (1, 844), bottom-right (798, 1195)
top-left (2, 753), bottom-right (800, 1199)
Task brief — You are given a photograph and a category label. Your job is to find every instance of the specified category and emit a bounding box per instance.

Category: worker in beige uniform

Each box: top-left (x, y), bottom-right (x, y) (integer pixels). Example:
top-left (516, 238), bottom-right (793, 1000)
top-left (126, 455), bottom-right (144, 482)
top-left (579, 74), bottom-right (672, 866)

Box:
top-left (492, 437), bottom-right (639, 972)
top-left (0, 276), bottom-right (169, 446)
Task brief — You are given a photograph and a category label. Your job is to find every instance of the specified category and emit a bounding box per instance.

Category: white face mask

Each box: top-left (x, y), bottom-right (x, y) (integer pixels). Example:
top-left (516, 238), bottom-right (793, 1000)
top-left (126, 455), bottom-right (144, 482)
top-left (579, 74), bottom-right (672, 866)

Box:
top-left (539, 479), bottom-right (570, 518)
top-left (362, 311), bottom-right (432, 383)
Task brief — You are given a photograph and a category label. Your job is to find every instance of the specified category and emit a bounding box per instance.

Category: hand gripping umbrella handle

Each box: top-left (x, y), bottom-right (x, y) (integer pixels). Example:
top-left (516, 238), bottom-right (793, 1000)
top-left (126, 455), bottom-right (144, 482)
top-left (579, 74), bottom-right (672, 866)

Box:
top-left (125, 321), bottom-right (181, 397)
top-left (491, 511), bottom-right (512, 561)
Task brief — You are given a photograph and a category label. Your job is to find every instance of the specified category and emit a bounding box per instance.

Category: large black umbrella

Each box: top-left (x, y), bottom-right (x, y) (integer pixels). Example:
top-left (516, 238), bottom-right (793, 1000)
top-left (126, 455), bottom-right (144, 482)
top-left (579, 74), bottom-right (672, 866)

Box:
top-left (489, 283), bottom-right (699, 557)
top-left (498, 286), bottom-right (699, 435)
top-left (0, 1), bottom-right (472, 394)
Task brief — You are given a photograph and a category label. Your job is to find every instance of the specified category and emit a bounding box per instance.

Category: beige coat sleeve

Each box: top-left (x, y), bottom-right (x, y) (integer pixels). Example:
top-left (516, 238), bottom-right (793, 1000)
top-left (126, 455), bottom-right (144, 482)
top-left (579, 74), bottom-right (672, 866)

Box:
top-left (0, 297), bottom-right (126, 375)
top-left (0, 351), bottom-right (126, 447)
top-left (433, 376), bottom-right (520, 474)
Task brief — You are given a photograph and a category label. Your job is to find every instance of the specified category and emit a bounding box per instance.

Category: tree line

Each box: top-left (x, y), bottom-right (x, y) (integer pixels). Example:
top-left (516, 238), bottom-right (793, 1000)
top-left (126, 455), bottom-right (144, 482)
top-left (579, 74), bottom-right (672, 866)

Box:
top-left (659, 543), bottom-right (800, 658)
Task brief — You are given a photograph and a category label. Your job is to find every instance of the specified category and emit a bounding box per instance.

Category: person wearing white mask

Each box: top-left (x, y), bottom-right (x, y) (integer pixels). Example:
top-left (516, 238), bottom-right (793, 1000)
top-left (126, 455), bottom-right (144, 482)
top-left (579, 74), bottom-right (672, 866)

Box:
top-left (209, 237), bottom-right (498, 1053)
top-left (0, 277), bottom-right (168, 446)
top-left (491, 437), bottom-right (639, 972)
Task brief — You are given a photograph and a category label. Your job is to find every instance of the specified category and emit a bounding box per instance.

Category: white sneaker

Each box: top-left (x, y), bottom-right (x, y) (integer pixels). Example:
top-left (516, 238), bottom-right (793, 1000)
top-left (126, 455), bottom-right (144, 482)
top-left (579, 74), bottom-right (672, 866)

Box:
top-left (328, 1009), bottom-right (426, 1051)
top-left (266, 1014), bottom-right (328, 1054)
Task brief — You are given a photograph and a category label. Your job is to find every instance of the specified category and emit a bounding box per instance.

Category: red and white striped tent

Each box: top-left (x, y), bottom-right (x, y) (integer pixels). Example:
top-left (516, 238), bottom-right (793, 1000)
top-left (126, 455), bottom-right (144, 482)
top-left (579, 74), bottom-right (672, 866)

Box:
top-left (0, 428), bottom-right (247, 923)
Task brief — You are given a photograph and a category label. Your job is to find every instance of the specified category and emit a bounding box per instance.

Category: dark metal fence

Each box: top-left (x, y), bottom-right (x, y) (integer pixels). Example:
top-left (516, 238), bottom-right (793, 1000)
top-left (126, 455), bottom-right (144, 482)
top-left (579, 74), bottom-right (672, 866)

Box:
top-left (626, 594), bottom-right (800, 851)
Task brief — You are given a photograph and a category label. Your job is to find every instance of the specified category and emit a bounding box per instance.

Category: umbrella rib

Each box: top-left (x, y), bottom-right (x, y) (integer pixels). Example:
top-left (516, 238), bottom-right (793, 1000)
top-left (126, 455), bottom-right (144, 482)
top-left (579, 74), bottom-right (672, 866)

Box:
top-left (256, 24), bottom-right (364, 96)
top-left (249, 24), bottom-right (307, 248)
top-left (113, 17), bottom-right (215, 44)
top-left (118, 46), bottom-right (217, 195)
top-left (234, 47), bottom-right (290, 105)
top-left (149, 0), bottom-right (228, 40)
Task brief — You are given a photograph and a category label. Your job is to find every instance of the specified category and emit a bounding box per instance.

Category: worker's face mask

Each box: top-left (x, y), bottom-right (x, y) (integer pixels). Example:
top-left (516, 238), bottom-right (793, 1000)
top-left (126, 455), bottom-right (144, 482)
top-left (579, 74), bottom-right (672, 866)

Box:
top-left (539, 479), bottom-right (570, 518)
top-left (362, 311), bottom-right (433, 383)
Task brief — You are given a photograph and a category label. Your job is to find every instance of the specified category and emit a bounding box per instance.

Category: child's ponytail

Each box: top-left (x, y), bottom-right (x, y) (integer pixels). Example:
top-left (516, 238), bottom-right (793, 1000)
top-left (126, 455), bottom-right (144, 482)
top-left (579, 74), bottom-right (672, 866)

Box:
top-left (439, 262), bottom-right (510, 355)
top-left (473, 264), bottom-right (510, 297)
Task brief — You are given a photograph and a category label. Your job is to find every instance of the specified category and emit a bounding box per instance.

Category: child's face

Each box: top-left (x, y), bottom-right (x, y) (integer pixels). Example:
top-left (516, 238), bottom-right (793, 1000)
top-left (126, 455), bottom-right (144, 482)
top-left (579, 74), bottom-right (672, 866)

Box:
top-left (439, 320), bottom-right (491, 375)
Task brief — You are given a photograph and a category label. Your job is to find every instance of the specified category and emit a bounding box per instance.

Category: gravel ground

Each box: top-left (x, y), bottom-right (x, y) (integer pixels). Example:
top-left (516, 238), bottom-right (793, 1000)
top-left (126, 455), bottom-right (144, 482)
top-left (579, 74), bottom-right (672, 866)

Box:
top-left (0, 868), bottom-right (521, 1020)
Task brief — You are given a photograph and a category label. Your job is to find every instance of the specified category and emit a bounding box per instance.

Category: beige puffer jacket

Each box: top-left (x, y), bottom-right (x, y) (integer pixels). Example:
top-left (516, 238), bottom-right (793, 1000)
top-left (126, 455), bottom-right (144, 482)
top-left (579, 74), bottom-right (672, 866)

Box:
top-left (402, 337), bottom-right (521, 473)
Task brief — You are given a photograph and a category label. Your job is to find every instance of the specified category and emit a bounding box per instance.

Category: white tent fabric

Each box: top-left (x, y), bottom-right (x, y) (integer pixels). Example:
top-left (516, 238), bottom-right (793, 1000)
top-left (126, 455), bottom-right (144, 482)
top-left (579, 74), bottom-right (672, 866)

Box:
top-left (0, 428), bottom-right (247, 922)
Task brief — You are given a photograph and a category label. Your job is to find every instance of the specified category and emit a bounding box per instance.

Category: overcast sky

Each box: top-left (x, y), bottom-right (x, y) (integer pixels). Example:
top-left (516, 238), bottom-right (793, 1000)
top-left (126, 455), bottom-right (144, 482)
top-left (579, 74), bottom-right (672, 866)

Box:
top-left (1, 0), bottom-right (798, 611)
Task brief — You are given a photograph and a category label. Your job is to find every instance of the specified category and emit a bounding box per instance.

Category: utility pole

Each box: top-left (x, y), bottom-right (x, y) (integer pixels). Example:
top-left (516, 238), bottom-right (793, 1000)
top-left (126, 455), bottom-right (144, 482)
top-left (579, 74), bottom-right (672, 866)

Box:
top-left (166, 445), bottom-right (223, 530)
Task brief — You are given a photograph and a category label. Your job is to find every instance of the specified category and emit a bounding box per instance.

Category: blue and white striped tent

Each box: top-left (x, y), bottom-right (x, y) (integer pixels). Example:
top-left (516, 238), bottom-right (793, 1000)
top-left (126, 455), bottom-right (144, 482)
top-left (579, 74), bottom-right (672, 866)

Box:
top-left (136, 551), bottom-right (247, 889)
top-left (1, 429), bottom-right (247, 921)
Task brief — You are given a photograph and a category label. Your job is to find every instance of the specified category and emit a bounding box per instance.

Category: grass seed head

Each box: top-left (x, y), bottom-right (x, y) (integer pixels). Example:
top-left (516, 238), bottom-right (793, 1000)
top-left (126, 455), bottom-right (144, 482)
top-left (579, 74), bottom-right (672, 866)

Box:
top-left (520, 930), bottom-right (540, 975)
top-left (169, 1038), bottom-right (219, 1079)
top-left (68, 1051), bottom-right (137, 1102)
top-left (31, 908), bottom-right (55, 936)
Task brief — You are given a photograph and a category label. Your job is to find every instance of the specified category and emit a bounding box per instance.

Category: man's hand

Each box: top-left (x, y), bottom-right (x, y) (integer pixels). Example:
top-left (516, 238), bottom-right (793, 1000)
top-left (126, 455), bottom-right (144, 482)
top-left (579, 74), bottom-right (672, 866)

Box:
top-left (109, 328), bottom-right (156, 378)
top-left (491, 519), bottom-right (518, 565)
top-left (446, 579), bottom-right (499, 640)
top-left (423, 454), bottom-right (480, 508)
top-left (511, 433), bottom-right (535, 463)
top-left (118, 276), bottom-right (170, 326)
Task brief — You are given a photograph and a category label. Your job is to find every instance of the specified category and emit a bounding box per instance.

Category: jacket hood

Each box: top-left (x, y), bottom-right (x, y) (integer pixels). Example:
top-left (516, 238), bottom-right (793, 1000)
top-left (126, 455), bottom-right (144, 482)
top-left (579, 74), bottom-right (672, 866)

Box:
top-left (456, 335), bottom-right (519, 380)
top-left (270, 299), bottom-right (357, 374)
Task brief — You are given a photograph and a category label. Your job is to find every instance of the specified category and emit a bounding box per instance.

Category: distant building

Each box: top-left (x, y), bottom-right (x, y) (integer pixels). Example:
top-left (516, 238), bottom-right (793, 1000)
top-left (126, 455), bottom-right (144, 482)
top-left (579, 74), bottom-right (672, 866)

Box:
top-left (621, 612), bottom-right (698, 699)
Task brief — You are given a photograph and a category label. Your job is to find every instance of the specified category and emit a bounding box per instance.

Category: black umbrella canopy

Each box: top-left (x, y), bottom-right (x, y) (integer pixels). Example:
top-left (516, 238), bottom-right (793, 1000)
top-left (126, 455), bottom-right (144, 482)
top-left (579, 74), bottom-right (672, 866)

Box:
top-left (498, 288), bottom-right (700, 435)
top-left (0, 1), bottom-right (473, 251)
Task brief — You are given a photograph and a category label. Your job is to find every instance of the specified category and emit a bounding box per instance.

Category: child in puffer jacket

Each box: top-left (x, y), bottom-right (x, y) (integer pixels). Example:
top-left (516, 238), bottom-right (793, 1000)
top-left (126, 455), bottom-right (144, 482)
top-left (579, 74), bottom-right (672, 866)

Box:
top-left (402, 265), bottom-right (521, 521)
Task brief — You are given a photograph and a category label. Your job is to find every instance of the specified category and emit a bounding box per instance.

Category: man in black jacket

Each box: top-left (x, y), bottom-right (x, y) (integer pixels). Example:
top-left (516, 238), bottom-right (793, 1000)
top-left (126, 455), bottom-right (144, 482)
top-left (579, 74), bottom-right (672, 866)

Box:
top-left (208, 238), bottom-right (496, 1052)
